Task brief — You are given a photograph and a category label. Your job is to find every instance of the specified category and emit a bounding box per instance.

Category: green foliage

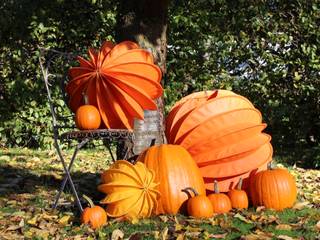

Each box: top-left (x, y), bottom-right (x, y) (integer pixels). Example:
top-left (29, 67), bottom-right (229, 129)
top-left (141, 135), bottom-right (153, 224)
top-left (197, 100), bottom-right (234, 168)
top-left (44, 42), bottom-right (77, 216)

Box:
top-left (166, 0), bottom-right (320, 168)
top-left (0, 0), bottom-right (116, 148)
top-left (1, 0), bottom-right (319, 167)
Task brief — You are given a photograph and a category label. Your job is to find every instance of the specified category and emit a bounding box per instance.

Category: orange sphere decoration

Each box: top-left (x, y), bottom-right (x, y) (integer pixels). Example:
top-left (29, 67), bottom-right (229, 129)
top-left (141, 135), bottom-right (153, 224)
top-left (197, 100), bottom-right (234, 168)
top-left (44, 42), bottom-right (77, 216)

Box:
top-left (208, 181), bottom-right (232, 214)
top-left (227, 178), bottom-right (249, 209)
top-left (75, 95), bottom-right (101, 130)
top-left (81, 195), bottom-right (107, 229)
top-left (250, 165), bottom-right (297, 211)
top-left (185, 187), bottom-right (213, 218)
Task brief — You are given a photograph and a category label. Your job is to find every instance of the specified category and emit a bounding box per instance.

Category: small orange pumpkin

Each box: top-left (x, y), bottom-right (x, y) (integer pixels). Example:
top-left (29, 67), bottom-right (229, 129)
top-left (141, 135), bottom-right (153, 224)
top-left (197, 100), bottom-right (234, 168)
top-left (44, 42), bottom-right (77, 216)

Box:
top-left (184, 187), bottom-right (213, 218)
top-left (249, 164), bottom-right (297, 211)
top-left (75, 94), bottom-right (101, 130)
top-left (81, 195), bottom-right (107, 229)
top-left (227, 178), bottom-right (248, 209)
top-left (207, 181), bottom-right (232, 214)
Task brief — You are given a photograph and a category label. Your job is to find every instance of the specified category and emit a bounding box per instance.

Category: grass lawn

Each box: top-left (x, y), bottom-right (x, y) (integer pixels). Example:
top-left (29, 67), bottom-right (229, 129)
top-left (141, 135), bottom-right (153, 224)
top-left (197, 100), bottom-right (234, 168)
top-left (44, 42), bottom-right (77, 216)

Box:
top-left (0, 147), bottom-right (319, 239)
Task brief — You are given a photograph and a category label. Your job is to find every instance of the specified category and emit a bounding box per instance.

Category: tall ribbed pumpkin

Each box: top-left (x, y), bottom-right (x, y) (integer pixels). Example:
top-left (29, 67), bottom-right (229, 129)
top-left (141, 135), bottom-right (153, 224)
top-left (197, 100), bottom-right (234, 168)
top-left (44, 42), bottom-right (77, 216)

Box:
top-left (249, 167), bottom-right (297, 211)
top-left (137, 144), bottom-right (206, 215)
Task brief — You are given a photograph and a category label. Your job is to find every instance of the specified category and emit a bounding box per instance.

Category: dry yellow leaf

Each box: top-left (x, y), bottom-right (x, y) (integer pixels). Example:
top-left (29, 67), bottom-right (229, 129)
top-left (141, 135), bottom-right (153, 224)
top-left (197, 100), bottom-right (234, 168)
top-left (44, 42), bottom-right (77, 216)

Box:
top-left (292, 201), bottom-right (311, 210)
top-left (176, 233), bottom-right (185, 240)
top-left (175, 223), bottom-right (183, 231)
top-left (27, 216), bottom-right (38, 226)
top-left (275, 224), bottom-right (292, 231)
top-left (277, 235), bottom-right (294, 240)
top-left (111, 229), bottom-right (124, 240)
top-left (159, 215), bottom-right (168, 223)
top-left (160, 227), bottom-right (168, 240)
top-left (58, 215), bottom-right (71, 225)
top-left (316, 220), bottom-right (320, 231)
top-left (234, 213), bottom-right (253, 224)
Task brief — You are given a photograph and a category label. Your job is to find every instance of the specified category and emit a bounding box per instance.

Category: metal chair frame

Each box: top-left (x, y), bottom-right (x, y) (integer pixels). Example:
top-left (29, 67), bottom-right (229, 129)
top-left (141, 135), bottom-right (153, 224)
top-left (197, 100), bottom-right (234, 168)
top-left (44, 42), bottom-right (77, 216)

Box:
top-left (39, 48), bottom-right (134, 213)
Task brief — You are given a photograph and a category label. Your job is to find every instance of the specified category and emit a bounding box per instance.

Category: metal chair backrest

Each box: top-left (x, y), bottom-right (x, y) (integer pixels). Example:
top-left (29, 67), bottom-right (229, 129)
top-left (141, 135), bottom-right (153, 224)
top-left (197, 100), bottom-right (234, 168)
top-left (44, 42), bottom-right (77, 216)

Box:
top-left (39, 48), bottom-right (78, 136)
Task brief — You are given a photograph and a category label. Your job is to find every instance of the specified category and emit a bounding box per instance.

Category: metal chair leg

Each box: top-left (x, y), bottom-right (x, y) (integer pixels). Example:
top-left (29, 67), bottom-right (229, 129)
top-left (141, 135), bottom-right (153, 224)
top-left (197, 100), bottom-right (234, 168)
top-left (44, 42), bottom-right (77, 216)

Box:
top-left (53, 139), bottom-right (88, 210)
top-left (106, 140), bottom-right (115, 162)
top-left (53, 139), bottom-right (84, 213)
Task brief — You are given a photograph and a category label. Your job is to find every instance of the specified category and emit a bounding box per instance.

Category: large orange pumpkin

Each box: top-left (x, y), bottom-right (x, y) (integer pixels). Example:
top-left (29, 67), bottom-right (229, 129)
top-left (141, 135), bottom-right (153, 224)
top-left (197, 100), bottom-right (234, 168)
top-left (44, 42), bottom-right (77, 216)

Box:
top-left (137, 144), bottom-right (206, 215)
top-left (66, 41), bottom-right (163, 129)
top-left (166, 90), bottom-right (272, 192)
top-left (249, 166), bottom-right (297, 211)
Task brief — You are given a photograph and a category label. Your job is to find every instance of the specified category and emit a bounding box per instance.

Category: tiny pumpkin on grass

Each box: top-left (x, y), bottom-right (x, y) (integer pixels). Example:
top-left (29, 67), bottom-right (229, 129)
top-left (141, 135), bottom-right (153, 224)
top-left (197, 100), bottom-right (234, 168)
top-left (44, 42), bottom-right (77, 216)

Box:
top-left (75, 93), bottom-right (101, 130)
top-left (184, 187), bottom-right (213, 218)
top-left (208, 181), bottom-right (232, 214)
top-left (228, 178), bottom-right (249, 209)
top-left (81, 194), bottom-right (107, 229)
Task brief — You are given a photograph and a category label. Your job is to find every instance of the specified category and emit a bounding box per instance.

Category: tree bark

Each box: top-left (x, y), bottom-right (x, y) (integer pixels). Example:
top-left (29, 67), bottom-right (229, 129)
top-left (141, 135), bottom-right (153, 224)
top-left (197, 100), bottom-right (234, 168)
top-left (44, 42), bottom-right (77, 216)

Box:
top-left (115, 0), bottom-right (169, 159)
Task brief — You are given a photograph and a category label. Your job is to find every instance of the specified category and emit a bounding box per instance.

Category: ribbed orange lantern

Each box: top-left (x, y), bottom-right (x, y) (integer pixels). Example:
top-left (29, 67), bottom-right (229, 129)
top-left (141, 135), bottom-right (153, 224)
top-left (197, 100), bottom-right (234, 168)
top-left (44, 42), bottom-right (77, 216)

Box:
top-left (66, 41), bottom-right (163, 129)
top-left (166, 90), bottom-right (272, 192)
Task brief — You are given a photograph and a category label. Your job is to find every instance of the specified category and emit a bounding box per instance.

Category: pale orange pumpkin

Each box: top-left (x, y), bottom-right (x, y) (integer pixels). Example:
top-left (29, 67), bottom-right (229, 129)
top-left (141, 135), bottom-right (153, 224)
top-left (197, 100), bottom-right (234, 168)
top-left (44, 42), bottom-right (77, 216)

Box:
top-left (137, 144), bottom-right (206, 215)
top-left (98, 160), bottom-right (160, 220)
top-left (227, 178), bottom-right (248, 209)
top-left (207, 181), bottom-right (232, 214)
top-left (249, 165), bottom-right (297, 211)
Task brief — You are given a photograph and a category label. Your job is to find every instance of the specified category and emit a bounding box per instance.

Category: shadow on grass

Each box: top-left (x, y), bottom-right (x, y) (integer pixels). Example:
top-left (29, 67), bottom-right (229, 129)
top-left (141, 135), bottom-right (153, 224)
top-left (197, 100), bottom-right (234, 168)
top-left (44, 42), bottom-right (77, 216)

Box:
top-left (0, 164), bottom-right (106, 205)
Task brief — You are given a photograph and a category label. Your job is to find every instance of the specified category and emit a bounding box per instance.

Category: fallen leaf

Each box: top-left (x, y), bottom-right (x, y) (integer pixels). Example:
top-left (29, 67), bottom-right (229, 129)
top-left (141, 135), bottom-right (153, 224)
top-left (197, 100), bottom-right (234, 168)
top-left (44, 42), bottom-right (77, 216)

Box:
top-left (275, 224), bottom-right (292, 231)
top-left (207, 233), bottom-right (228, 239)
top-left (58, 215), bottom-right (71, 225)
top-left (160, 227), bottom-right (168, 240)
top-left (159, 215), bottom-right (168, 223)
top-left (176, 233), bottom-right (185, 240)
top-left (316, 220), bottom-right (320, 231)
top-left (175, 223), bottom-right (183, 231)
top-left (111, 229), bottom-right (124, 240)
top-left (6, 225), bottom-right (22, 231)
top-left (27, 216), bottom-right (38, 226)
top-left (234, 213), bottom-right (253, 224)
top-left (292, 201), bottom-right (311, 210)
top-left (277, 235), bottom-right (294, 240)
top-left (256, 206), bottom-right (266, 212)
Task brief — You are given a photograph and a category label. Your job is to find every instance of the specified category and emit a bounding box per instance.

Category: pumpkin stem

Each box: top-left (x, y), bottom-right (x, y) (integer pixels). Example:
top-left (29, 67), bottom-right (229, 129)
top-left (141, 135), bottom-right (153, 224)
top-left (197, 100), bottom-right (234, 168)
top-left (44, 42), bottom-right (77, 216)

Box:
top-left (183, 187), bottom-right (199, 197)
top-left (214, 180), bottom-right (220, 194)
top-left (82, 92), bottom-right (89, 105)
top-left (267, 161), bottom-right (273, 170)
top-left (237, 178), bottom-right (243, 190)
top-left (83, 194), bottom-right (95, 208)
top-left (150, 138), bottom-right (156, 147)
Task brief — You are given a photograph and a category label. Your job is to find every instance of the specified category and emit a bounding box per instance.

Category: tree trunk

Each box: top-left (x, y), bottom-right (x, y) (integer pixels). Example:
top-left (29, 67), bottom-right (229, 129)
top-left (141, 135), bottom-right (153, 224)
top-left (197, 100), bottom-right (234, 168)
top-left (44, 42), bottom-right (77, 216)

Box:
top-left (115, 0), bottom-right (169, 159)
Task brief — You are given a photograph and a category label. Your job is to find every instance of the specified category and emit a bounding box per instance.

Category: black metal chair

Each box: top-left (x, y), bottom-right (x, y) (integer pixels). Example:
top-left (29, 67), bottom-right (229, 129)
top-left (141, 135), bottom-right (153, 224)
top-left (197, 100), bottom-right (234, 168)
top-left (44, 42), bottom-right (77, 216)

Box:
top-left (39, 48), bottom-right (134, 213)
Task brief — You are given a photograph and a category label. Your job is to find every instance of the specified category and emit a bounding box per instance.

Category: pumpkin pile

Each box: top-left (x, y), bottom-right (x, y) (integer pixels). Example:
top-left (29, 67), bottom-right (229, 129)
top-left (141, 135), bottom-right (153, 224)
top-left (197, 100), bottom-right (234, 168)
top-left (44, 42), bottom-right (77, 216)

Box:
top-left (66, 41), bottom-right (163, 129)
top-left (166, 90), bottom-right (273, 192)
top-left (66, 42), bottom-right (297, 224)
